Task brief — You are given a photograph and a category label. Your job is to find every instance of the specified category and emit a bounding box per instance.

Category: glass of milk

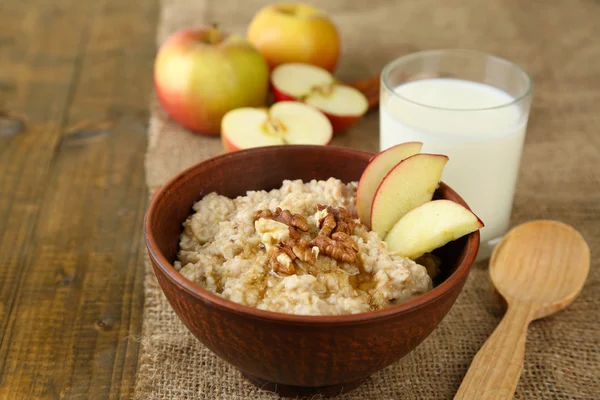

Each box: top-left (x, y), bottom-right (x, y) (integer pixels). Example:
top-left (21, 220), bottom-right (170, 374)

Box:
top-left (380, 49), bottom-right (532, 260)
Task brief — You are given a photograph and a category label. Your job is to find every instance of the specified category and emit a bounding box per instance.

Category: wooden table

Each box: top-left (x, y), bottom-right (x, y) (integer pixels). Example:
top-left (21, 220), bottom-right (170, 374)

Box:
top-left (0, 0), bottom-right (158, 397)
top-left (3, 0), bottom-right (600, 398)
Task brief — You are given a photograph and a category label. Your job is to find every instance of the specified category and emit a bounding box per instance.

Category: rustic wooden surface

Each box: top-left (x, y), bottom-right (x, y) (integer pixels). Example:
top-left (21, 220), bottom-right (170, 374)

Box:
top-left (0, 0), bottom-right (158, 398)
top-left (3, 0), bottom-right (599, 398)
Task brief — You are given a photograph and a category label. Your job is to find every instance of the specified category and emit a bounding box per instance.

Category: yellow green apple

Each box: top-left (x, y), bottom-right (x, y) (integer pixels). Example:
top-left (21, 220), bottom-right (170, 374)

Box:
top-left (247, 3), bottom-right (340, 72)
top-left (154, 26), bottom-right (269, 135)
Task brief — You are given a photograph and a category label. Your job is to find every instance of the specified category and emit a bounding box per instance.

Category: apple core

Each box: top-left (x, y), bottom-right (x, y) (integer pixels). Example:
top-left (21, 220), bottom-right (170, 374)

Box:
top-left (262, 116), bottom-right (288, 142)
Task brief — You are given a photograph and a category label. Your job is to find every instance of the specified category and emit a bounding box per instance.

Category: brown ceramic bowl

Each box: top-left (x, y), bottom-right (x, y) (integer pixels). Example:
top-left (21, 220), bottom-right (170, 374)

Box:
top-left (144, 145), bottom-right (479, 398)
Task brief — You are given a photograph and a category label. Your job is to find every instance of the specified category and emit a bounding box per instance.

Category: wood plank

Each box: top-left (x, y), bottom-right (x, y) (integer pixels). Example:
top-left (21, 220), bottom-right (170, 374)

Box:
top-left (0, 0), bottom-right (90, 346)
top-left (0, 0), bottom-right (158, 398)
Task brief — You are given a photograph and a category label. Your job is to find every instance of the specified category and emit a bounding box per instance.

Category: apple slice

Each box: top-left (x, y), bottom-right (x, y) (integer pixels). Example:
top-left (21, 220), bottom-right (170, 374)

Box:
top-left (221, 101), bottom-right (332, 152)
top-left (385, 200), bottom-right (484, 259)
top-left (356, 142), bottom-right (423, 227)
top-left (370, 153), bottom-right (448, 239)
top-left (271, 63), bottom-right (369, 133)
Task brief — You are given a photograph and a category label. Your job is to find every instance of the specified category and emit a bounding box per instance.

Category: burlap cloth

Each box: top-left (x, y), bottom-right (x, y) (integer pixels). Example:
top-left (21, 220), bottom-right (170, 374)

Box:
top-left (135, 0), bottom-right (600, 398)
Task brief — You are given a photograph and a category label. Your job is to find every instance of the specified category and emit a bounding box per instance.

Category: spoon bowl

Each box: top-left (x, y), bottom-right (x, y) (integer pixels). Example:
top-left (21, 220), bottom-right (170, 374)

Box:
top-left (490, 220), bottom-right (590, 319)
top-left (455, 220), bottom-right (590, 400)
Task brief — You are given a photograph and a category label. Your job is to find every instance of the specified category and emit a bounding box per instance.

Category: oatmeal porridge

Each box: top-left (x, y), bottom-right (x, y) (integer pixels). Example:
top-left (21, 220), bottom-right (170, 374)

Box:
top-left (174, 178), bottom-right (434, 316)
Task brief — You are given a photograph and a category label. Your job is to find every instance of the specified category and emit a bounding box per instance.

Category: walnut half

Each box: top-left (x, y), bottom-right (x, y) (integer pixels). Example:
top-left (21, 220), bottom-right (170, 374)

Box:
top-left (309, 234), bottom-right (357, 264)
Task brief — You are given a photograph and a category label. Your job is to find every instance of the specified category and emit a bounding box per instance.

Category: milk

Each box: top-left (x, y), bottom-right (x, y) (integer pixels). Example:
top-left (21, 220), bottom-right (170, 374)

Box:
top-left (380, 78), bottom-right (528, 257)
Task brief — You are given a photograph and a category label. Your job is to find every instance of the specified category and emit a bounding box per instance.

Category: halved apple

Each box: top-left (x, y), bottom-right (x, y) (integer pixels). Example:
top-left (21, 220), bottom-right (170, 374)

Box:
top-left (221, 101), bottom-right (333, 152)
top-left (271, 63), bottom-right (369, 133)
top-left (370, 153), bottom-right (448, 239)
top-left (356, 142), bottom-right (423, 227)
top-left (385, 200), bottom-right (484, 259)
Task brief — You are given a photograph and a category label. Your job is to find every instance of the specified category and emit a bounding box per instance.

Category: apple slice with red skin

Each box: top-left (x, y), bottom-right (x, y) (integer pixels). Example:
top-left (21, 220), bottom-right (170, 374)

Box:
top-left (356, 142), bottom-right (423, 227)
top-left (221, 101), bottom-right (332, 152)
top-left (370, 153), bottom-right (448, 239)
top-left (385, 199), bottom-right (484, 259)
top-left (271, 63), bottom-right (368, 133)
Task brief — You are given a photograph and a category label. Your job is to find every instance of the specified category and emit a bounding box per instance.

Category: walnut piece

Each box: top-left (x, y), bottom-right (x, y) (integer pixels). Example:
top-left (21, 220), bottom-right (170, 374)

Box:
top-left (318, 213), bottom-right (336, 236)
top-left (254, 207), bottom-right (309, 231)
top-left (290, 238), bottom-right (316, 265)
top-left (254, 209), bottom-right (273, 220)
top-left (333, 208), bottom-right (357, 235)
top-left (258, 205), bottom-right (359, 272)
top-left (269, 245), bottom-right (296, 274)
top-left (331, 231), bottom-right (359, 252)
top-left (309, 235), bottom-right (357, 264)
top-left (264, 224), bottom-right (318, 274)
top-left (316, 204), bottom-right (357, 235)
top-left (312, 205), bottom-right (360, 263)
top-left (288, 226), bottom-right (301, 240)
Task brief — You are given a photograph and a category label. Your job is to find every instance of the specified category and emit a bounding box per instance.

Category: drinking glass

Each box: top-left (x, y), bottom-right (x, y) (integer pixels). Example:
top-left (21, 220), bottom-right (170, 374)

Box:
top-left (380, 49), bottom-right (532, 260)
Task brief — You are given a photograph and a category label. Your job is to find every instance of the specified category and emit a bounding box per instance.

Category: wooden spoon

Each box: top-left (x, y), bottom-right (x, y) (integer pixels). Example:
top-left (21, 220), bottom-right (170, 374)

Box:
top-left (454, 220), bottom-right (590, 400)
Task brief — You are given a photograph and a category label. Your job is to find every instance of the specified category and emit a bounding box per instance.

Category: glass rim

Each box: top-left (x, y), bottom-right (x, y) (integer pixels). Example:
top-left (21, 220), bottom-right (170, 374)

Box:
top-left (381, 49), bottom-right (533, 112)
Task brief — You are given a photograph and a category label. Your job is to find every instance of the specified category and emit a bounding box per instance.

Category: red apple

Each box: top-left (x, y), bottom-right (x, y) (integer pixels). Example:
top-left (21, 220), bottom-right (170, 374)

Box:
top-left (271, 63), bottom-right (368, 133)
top-left (247, 3), bottom-right (340, 72)
top-left (154, 26), bottom-right (269, 135)
top-left (221, 101), bottom-right (332, 152)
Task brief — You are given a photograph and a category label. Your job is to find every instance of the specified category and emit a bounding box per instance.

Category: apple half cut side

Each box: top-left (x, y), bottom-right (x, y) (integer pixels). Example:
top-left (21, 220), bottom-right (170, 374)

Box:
top-left (271, 63), bottom-right (333, 99)
top-left (356, 142), bottom-right (423, 227)
top-left (370, 153), bottom-right (448, 239)
top-left (271, 63), bottom-right (369, 133)
top-left (221, 101), bottom-right (333, 152)
top-left (385, 199), bottom-right (484, 259)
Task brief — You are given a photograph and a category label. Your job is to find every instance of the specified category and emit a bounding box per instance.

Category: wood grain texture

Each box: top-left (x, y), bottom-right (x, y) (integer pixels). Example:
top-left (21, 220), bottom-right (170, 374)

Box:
top-left (0, 0), bottom-right (158, 398)
top-left (455, 221), bottom-right (590, 400)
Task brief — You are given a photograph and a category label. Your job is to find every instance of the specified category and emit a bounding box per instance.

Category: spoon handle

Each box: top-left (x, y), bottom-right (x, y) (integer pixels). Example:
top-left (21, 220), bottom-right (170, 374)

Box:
top-left (454, 305), bottom-right (533, 400)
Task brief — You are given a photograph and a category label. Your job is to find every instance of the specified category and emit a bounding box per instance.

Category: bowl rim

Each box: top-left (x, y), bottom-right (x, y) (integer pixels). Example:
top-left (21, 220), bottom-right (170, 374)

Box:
top-left (144, 145), bottom-right (479, 326)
